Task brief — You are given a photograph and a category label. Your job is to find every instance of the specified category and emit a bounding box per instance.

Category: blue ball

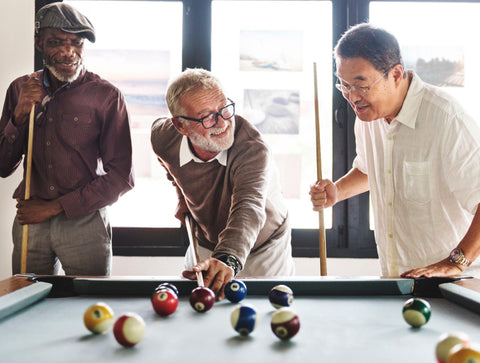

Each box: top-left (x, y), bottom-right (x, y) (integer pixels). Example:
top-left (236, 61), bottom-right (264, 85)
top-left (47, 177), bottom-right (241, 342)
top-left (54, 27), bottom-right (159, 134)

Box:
top-left (224, 279), bottom-right (247, 303)
top-left (230, 305), bottom-right (257, 336)
top-left (269, 284), bottom-right (293, 309)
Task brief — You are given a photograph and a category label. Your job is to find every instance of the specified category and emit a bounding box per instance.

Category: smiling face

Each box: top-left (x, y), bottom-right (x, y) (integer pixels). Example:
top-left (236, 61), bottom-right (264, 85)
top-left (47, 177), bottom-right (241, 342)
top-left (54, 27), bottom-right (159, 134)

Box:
top-left (173, 87), bottom-right (235, 161)
top-left (336, 57), bottom-right (402, 122)
top-left (35, 28), bottom-right (85, 84)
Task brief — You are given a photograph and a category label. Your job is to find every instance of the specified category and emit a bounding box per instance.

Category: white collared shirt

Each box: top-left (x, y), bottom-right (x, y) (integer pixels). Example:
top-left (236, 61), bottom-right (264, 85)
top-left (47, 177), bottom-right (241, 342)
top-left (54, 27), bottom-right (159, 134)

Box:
top-left (179, 135), bottom-right (228, 167)
top-left (353, 71), bottom-right (480, 277)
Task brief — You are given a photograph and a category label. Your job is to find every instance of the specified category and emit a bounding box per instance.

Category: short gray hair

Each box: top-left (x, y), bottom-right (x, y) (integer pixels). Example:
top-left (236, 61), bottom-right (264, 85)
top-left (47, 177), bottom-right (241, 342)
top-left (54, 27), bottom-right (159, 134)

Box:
top-left (166, 68), bottom-right (224, 116)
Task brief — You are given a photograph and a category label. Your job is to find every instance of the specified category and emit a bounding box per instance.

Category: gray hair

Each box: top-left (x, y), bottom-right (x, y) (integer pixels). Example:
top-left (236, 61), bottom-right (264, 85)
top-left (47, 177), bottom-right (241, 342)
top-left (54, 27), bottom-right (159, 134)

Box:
top-left (166, 68), bottom-right (224, 117)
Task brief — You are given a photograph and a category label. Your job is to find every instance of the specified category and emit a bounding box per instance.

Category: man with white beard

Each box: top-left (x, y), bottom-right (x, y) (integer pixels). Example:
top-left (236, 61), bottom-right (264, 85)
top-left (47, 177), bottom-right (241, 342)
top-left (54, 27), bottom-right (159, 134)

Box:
top-left (151, 69), bottom-right (294, 300)
top-left (0, 2), bottom-right (134, 275)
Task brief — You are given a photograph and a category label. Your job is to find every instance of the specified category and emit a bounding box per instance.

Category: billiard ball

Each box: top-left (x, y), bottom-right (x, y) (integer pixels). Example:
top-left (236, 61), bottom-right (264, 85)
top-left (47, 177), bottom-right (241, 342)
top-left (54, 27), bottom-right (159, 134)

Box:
top-left (436, 332), bottom-right (470, 363)
top-left (113, 313), bottom-right (146, 347)
top-left (269, 284), bottom-right (294, 309)
top-left (151, 289), bottom-right (178, 316)
top-left (446, 342), bottom-right (480, 363)
top-left (402, 297), bottom-right (431, 328)
top-left (155, 282), bottom-right (179, 297)
top-left (270, 307), bottom-right (300, 340)
top-left (224, 279), bottom-right (247, 303)
top-left (83, 302), bottom-right (115, 334)
top-left (230, 304), bottom-right (257, 336)
top-left (189, 286), bottom-right (215, 312)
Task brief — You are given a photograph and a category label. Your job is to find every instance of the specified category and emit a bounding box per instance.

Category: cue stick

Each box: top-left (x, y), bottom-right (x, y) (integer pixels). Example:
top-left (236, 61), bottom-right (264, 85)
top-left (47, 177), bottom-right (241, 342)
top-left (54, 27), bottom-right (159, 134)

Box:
top-left (185, 214), bottom-right (204, 287)
top-left (313, 62), bottom-right (327, 276)
top-left (20, 105), bottom-right (35, 274)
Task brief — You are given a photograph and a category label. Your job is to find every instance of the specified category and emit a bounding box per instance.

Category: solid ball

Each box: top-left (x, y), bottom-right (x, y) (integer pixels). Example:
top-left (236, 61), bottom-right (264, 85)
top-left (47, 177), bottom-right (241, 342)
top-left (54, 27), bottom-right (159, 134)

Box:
top-left (269, 284), bottom-right (294, 309)
top-left (230, 304), bottom-right (258, 336)
top-left (446, 343), bottom-right (480, 363)
top-left (270, 307), bottom-right (300, 340)
top-left (224, 280), bottom-right (247, 303)
top-left (155, 282), bottom-right (179, 297)
top-left (436, 332), bottom-right (470, 363)
top-left (113, 313), bottom-right (146, 347)
top-left (190, 287), bottom-right (215, 313)
top-left (151, 289), bottom-right (178, 316)
top-left (83, 302), bottom-right (115, 334)
top-left (402, 297), bottom-right (431, 328)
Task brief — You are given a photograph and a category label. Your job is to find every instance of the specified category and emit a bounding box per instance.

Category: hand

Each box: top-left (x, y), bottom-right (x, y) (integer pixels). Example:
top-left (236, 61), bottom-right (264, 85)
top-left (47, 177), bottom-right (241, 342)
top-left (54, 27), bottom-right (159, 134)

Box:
top-left (16, 198), bottom-right (64, 225)
top-left (400, 258), bottom-right (464, 278)
top-left (182, 257), bottom-right (234, 300)
top-left (309, 179), bottom-right (338, 211)
top-left (13, 74), bottom-right (43, 127)
top-left (174, 201), bottom-right (189, 224)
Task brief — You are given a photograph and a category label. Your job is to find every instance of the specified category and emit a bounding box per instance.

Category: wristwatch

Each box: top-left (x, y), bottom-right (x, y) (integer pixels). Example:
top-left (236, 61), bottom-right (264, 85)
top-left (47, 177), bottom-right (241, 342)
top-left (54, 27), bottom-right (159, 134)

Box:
top-left (216, 254), bottom-right (241, 276)
top-left (449, 248), bottom-right (472, 267)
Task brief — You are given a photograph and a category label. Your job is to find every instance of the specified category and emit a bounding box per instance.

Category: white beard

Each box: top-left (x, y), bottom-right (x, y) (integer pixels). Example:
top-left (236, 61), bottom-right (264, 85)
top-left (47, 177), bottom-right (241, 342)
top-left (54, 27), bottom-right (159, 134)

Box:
top-left (45, 62), bottom-right (82, 83)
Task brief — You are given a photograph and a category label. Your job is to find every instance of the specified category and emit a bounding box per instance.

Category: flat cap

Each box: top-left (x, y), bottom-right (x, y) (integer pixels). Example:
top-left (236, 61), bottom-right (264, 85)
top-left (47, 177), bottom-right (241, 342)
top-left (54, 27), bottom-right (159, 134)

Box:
top-left (35, 2), bottom-right (95, 43)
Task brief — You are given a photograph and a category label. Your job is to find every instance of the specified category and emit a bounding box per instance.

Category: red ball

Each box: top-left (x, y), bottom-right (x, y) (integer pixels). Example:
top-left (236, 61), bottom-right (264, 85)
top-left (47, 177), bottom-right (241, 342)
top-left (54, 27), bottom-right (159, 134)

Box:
top-left (113, 313), bottom-right (145, 347)
top-left (151, 289), bottom-right (178, 316)
top-left (189, 287), bottom-right (215, 313)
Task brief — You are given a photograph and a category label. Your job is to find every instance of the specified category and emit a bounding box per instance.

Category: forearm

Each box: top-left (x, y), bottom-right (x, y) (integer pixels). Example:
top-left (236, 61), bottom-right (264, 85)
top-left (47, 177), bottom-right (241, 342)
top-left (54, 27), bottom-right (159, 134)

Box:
top-left (335, 168), bottom-right (369, 202)
top-left (457, 204), bottom-right (480, 264)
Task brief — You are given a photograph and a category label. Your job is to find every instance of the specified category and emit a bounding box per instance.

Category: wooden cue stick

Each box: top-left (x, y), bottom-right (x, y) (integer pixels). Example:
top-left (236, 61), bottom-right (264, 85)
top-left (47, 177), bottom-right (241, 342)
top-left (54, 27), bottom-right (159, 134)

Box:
top-left (20, 105), bottom-right (35, 274)
top-left (185, 214), bottom-right (204, 287)
top-left (313, 62), bottom-right (327, 276)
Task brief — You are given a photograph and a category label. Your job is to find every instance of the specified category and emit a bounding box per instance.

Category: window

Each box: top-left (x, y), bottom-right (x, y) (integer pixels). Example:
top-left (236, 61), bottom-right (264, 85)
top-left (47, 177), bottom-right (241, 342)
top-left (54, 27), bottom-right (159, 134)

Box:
top-left (40, 0), bottom-right (478, 259)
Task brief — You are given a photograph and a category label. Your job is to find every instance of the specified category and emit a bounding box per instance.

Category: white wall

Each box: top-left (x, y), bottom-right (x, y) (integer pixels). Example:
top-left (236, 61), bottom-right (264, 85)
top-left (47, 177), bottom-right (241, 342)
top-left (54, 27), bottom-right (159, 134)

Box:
top-left (0, 0), bottom-right (34, 280)
top-left (0, 0), bottom-right (380, 280)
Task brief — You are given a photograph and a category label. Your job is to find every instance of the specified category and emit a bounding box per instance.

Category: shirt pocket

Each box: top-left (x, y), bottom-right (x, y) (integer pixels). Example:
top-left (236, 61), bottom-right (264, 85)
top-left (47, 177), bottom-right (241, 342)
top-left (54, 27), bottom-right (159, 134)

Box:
top-left (402, 161), bottom-right (431, 204)
top-left (59, 112), bottom-right (98, 148)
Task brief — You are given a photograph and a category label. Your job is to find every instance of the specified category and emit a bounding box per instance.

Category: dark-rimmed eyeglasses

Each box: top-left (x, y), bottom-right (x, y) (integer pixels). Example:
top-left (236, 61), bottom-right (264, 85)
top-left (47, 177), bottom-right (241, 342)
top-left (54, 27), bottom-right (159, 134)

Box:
top-left (176, 99), bottom-right (235, 129)
top-left (335, 68), bottom-right (392, 98)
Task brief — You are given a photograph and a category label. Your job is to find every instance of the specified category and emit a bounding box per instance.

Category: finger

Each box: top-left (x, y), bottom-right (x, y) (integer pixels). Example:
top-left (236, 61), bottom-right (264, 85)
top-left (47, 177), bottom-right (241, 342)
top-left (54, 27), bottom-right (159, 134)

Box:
top-left (182, 270), bottom-right (197, 280)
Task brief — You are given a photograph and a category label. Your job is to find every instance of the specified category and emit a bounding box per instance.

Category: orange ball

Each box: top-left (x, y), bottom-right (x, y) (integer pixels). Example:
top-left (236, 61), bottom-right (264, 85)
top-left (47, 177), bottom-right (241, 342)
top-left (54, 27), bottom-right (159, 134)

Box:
top-left (436, 332), bottom-right (470, 363)
top-left (446, 343), bottom-right (480, 363)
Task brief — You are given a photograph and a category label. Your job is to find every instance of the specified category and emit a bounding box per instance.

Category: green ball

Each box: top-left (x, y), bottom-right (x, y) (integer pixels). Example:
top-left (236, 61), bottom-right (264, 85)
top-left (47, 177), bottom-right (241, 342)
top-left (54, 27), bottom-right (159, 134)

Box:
top-left (402, 297), bottom-right (431, 328)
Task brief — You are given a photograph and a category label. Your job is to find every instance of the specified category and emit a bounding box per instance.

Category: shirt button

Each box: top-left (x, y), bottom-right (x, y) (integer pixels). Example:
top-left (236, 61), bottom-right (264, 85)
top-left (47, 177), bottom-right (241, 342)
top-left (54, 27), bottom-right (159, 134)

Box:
top-left (387, 136), bottom-right (392, 140)
top-left (48, 164), bottom-right (53, 169)
top-left (387, 169), bottom-right (392, 174)
top-left (388, 233), bottom-right (393, 238)
top-left (46, 140), bottom-right (51, 146)
top-left (388, 201), bottom-right (392, 206)
top-left (48, 117), bottom-right (53, 123)
top-left (74, 117), bottom-right (79, 122)
top-left (49, 185), bottom-right (55, 191)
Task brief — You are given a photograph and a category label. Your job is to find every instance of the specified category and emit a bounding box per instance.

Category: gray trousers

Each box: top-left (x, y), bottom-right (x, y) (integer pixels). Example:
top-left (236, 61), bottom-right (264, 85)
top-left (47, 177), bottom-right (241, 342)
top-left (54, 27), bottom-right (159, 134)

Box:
top-left (12, 208), bottom-right (112, 276)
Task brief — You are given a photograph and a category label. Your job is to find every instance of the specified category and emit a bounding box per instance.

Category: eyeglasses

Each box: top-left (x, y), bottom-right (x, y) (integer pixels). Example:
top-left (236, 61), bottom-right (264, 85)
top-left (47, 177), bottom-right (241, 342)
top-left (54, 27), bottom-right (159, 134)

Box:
top-left (176, 99), bottom-right (235, 129)
top-left (335, 68), bottom-right (391, 98)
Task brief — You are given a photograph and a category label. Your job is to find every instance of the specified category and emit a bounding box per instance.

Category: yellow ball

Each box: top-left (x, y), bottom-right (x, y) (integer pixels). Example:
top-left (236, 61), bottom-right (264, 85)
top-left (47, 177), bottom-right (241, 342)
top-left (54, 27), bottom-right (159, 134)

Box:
top-left (83, 302), bottom-right (115, 334)
top-left (446, 343), bottom-right (480, 363)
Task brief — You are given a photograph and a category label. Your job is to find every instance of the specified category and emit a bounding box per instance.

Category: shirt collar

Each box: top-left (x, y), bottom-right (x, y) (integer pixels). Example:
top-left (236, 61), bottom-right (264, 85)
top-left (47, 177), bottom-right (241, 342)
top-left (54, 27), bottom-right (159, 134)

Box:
top-left (392, 71), bottom-right (424, 129)
top-left (179, 135), bottom-right (228, 167)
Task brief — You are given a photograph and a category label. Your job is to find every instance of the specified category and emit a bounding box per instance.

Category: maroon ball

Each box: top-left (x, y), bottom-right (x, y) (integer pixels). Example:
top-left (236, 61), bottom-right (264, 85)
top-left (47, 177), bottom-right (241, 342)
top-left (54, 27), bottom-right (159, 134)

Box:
top-left (151, 289), bottom-right (178, 316)
top-left (189, 287), bottom-right (215, 312)
top-left (270, 308), bottom-right (300, 340)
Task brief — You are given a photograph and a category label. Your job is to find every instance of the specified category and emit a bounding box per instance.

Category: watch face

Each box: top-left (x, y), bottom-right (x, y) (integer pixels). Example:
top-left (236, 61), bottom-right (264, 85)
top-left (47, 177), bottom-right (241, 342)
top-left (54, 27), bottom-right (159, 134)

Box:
top-left (451, 249), bottom-right (460, 259)
top-left (450, 248), bottom-right (462, 262)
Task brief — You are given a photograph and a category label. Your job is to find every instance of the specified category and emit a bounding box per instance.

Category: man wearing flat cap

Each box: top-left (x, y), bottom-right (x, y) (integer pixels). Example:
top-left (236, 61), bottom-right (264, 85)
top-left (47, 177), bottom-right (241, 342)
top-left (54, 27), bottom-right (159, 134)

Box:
top-left (0, 2), bottom-right (134, 275)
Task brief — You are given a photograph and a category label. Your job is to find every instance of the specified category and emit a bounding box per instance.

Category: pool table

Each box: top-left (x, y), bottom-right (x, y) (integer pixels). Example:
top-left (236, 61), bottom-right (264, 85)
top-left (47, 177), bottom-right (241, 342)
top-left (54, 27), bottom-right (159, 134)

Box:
top-left (1, 275), bottom-right (480, 362)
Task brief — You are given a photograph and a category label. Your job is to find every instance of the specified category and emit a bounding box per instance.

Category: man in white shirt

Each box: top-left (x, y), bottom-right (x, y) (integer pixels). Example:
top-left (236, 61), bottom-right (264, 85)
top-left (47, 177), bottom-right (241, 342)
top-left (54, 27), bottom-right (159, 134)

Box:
top-left (310, 23), bottom-right (480, 278)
